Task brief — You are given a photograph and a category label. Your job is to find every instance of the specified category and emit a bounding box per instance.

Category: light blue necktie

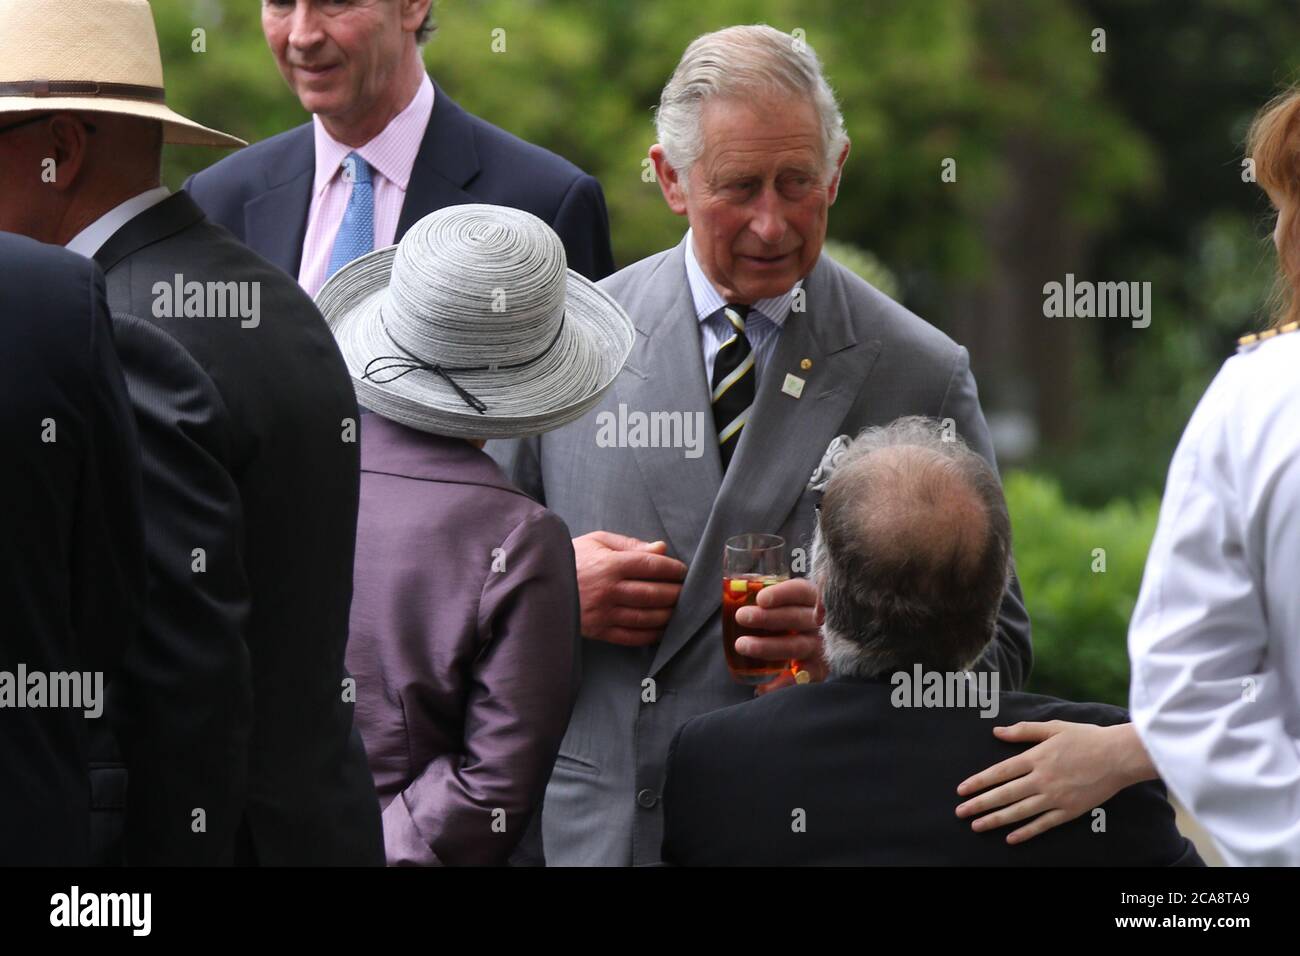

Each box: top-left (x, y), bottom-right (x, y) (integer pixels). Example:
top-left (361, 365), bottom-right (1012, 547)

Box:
top-left (325, 152), bottom-right (374, 280)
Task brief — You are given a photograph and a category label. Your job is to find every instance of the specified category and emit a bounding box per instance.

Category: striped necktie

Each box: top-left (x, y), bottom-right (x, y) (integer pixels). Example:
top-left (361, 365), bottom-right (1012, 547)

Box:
top-left (325, 152), bottom-right (374, 281)
top-left (710, 303), bottom-right (754, 471)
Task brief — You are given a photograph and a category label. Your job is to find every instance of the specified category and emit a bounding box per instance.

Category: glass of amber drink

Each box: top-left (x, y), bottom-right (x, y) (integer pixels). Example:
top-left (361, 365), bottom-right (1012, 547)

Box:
top-left (722, 533), bottom-right (790, 684)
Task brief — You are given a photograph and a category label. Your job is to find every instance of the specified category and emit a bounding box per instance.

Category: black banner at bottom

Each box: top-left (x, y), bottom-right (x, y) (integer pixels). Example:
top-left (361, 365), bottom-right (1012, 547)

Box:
top-left (0, 864), bottom-right (1281, 941)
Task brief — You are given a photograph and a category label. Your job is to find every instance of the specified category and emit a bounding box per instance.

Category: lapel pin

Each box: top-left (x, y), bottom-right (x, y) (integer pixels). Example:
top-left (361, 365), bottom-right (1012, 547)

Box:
top-left (782, 373), bottom-right (805, 399)
top-left (800, 358), bottom-right (813, 370)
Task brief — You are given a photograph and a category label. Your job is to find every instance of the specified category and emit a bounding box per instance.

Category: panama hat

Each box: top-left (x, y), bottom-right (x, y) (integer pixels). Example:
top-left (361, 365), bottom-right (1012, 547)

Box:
top-left (0, 0), bottom-right (244, 148)
top-left (317, 204), bottom-right (635, 440)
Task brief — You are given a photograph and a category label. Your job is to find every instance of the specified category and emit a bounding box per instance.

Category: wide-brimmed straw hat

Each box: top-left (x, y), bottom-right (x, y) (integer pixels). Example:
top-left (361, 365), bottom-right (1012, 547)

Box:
top-left (317, 204), bottom-right (635, 439)
top-left (0, 0), bottom-right (245, 148)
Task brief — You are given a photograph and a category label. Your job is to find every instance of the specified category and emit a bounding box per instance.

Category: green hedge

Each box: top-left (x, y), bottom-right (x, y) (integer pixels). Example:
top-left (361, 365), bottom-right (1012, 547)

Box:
top-left (1003, 471), bottom-right (1160, 708)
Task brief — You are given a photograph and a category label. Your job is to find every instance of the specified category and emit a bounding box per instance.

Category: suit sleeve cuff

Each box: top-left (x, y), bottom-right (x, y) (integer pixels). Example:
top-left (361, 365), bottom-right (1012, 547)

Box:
top-left (381, 793), bottom-right (444, 867)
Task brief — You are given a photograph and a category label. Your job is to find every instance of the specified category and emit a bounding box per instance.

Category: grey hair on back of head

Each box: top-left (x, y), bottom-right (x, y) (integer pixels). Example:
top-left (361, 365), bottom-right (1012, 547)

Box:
top-left (811, 416), bottom-right (1013, 679)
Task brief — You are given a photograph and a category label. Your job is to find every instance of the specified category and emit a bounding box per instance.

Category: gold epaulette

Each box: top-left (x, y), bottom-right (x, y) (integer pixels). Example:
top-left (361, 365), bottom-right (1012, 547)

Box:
top-left (1238, 321), bottom-right (1300, 352)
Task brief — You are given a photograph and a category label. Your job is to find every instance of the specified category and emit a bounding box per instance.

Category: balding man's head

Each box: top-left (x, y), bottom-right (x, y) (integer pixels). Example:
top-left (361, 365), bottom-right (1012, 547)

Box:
top-left (811, 417), bottom-right (1012, 677)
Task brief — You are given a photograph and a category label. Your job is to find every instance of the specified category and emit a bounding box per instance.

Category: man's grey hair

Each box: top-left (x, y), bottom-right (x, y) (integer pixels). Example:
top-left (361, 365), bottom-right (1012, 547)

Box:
top-left (811, 417), bottom-right (1013, 679)
top-left (654, 24), bottom-right (848, 186)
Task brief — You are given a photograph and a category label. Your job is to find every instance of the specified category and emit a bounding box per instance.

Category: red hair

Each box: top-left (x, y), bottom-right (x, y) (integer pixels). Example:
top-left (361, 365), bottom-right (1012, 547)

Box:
top-left (1248, 88), bottom-right (1300, 331)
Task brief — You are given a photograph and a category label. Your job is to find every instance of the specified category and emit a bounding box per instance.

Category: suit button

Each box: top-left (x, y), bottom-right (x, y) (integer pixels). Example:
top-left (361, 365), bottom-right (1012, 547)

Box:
top-left (636, 788), bottom-right (658, 809)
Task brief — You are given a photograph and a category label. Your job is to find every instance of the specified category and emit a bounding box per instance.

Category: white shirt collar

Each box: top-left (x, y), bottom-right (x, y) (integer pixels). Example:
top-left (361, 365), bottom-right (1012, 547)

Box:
top-left (66, 186), bottom-right (172, 259)
top-left (682, 228), bottom-right (802, 327)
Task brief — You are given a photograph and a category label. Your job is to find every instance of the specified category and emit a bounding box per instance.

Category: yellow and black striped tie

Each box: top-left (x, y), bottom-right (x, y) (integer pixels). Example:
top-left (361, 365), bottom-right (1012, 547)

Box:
top-left (710, 303), bottom-right (753, 471)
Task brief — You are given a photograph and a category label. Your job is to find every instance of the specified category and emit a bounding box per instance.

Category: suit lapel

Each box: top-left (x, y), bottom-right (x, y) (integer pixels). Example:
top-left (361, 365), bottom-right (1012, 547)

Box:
top-left (650, 255), bottom-right (882, 675)
top-left (395, 79), bottom-right (480, 240)
top-left (93, 192), bottom-right (207, 273)
top-left (614, 240), bottom-right (721, 565)
top-left (243, 124), bottom-right (314, 278)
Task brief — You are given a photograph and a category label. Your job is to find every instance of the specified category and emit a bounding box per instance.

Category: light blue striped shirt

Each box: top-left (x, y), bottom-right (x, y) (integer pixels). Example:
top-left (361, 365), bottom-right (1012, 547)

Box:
top-left (683, 230), bottom-right (803, 386)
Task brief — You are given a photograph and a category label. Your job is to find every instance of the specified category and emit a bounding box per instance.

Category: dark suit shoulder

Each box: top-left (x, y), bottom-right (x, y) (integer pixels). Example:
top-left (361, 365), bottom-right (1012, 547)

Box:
top-left (100, 203), bottom-right (357, 477)
top-left (459, 107), bottom-right (589, 190)
top-left (997, 691), bottom-right (1130, 727)
top-left (450, 105), bottom-right (604, 241)
top-left (113, 216), bottom-right (325, 358)
top-left (184, 124), bottom-right (314, 237)
top-left (183, 217), bottom-right (311, 288)
top-left (0, 231), bottom-right (95, 277)
top-left (0, 236), bottom-right (110, 415)
top-left (672, 678), bottom-right (822, 756)
top-left (131, 215), bottom-right (319, 313)
top-left (0, 234), bottom-right (97, 332)
top-left (678, 680), bottom-right (1131, 745)
top-left (187, 122), bottom-right (313, 197)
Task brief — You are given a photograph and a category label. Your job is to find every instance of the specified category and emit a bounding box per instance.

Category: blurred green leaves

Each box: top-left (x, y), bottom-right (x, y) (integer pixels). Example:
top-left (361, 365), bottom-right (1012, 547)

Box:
top-left (1005, 470), bottom-right (1158, 705)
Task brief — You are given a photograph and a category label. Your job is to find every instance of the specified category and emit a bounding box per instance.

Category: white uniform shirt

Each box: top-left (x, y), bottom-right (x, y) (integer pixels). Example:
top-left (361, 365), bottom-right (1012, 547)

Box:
top-left (1128, 330), bottom-right (1300, 866)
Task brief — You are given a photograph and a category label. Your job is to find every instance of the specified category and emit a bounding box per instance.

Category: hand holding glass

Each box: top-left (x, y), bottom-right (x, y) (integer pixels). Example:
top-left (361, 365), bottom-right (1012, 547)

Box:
top-left (722, 533), bottom-right (796, 684)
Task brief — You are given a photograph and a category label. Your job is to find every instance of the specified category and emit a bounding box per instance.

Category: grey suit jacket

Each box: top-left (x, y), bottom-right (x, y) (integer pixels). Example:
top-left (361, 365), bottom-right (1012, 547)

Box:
top-left (487, 237), bottom-right (1033, 865)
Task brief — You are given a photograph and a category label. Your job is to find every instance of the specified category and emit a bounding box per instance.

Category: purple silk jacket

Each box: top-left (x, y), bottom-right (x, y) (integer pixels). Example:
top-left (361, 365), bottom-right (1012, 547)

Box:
top-left (346, 415), bottom-right (580, 865)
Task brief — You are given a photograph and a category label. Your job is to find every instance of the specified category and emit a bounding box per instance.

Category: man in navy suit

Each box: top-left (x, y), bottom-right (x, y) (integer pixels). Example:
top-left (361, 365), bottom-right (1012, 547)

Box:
top-left (186, 0), bottom-right (615, 292)
top-left (0, 235), bottom-right (145, 865)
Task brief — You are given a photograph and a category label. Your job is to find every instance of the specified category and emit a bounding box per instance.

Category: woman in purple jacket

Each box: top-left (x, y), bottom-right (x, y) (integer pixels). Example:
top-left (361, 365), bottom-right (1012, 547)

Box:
top-left (318, 205), bottom-right (634, 865)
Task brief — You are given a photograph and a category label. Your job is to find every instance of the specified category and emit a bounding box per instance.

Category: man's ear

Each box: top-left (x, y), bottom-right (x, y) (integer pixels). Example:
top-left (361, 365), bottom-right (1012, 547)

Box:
top-left (45, 114), bottom-right (92, 193)
top-left (402, 0), bottom-right (433, 33)
top-left (825, 139), bottom-right (851, 206)
top-left (649, 144), bottom-right (688, 216)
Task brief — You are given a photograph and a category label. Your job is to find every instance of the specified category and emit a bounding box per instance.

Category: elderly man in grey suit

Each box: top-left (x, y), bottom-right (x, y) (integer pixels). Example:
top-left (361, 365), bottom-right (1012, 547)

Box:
top-left (489, 24), bottom-right (1033, 866)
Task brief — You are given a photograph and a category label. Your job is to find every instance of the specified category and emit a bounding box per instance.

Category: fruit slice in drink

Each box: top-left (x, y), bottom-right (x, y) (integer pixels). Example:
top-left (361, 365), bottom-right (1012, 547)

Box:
top-left (721, 573), bottom-right (789, 684)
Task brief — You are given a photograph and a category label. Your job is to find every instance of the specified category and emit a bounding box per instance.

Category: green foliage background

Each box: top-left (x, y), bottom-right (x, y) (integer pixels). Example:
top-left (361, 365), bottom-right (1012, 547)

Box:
top-left (1003, 472), bottom-right (1158, 705)
top-left (147, 0), bottom-right (1289, 707)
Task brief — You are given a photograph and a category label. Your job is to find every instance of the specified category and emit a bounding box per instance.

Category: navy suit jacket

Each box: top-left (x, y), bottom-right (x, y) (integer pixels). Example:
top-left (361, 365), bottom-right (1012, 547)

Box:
top-left (662, 675), bottom-right (1205, 867)
top-left (185, 77), bottom-right (615, 282)
top-left (0, 235), bottom-right (145, 865)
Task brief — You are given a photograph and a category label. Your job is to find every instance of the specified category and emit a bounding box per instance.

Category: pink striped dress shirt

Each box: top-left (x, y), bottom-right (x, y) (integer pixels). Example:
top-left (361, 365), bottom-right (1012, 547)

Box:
top-left (298, 73), bottom-right (435, 299)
